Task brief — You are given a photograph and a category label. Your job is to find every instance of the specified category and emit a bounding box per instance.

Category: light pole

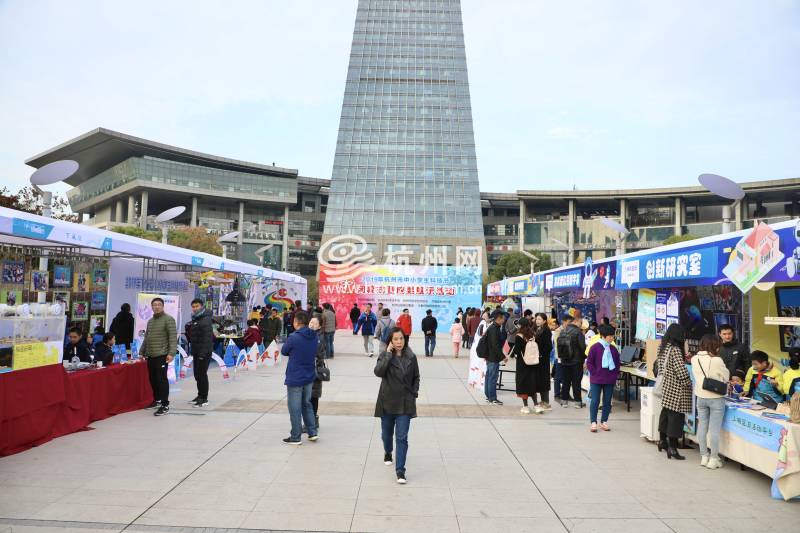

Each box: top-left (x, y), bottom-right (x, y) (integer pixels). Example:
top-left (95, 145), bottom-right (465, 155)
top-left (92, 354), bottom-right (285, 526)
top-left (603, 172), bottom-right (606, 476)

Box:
top-left (154, 206), bottom-right (186, 244)
top-left (698, 174), bottom-right (745, 232)
top-left (29, 160), bottom-right (79, 303)
top-left (600, 218), bottom-right (630, 256)
top-left (518, 249), bottom-right (540, 274)
top-left (217, 231), bottom-right (239, 259)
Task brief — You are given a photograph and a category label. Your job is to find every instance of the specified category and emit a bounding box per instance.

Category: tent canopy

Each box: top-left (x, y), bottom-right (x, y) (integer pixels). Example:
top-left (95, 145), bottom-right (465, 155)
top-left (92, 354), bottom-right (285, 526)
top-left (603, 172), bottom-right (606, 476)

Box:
top-left (0, 206), bottom-right (306, 285)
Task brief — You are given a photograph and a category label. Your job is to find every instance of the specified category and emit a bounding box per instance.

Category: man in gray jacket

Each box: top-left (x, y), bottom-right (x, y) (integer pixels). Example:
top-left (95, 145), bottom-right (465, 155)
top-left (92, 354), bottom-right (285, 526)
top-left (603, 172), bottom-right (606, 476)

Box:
top-left (142, 297), bottom-right (177, 416)
top-left (321, 303), bottom-right (337, 358)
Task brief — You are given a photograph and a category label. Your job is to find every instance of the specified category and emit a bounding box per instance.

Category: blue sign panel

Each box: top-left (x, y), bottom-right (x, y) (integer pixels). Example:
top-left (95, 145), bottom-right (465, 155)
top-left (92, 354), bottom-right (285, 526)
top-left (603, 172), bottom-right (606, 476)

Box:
top-left (12, 218), bottom-right (54, 239)
top-left (546, 268), bottom-right (582, 290)
top-left (617, 246), bottom-right (718, 289)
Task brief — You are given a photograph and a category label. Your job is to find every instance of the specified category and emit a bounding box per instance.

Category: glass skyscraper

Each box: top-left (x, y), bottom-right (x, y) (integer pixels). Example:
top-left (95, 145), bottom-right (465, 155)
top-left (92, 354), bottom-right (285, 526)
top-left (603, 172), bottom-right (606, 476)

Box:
top-left (323, 0), bottom-right (484, 262)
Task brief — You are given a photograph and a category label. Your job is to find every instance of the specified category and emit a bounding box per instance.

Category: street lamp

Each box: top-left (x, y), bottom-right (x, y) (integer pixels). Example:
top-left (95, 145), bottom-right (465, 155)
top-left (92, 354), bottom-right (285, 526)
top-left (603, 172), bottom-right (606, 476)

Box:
top-left (698, 173), bottom-right (745, 233)
top-left (599, 218), bottom-right (630, 256)
top-left (154, 206), bottom-right (186, 244)
top-left (217, 231), bottom-right (239, 259)
top-left (518, 249), bottom-right (540, 274)
top-left (29, 160), bottom-right (79, 303)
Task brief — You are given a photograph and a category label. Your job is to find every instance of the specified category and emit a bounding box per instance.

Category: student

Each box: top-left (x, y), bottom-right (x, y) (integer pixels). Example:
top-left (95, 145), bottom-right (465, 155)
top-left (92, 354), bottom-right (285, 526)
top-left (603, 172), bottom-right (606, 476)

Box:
top-left (421, 309), bottom-right (438, 357)
top-left (782, 348), bottom-right (800, 400)
top-left (349, 303), bottom-right (361, 334)
top-left (511, 318), bottom-right (540, 414)
top-left (92, 326), bottom-right (105, 347)
top-left (730, 369), bottom-right (746, 397)
top-left (450, 317), bottom-right (464, 358)
top-left (585, 324), bottom-right (621, 432)
top-left (243, 319), bottom-right (263, 347)
top-left (66, 327), bottom-right (91, 363)
top-left (548, 318), bottom-right (563, 400)
top-left (484, 311), bottom-right (507, 405)
top-left (557, 314), bottom-right (586, 408)
top-left (94, 332), bottom-right (115, 366)
top-left (374, 327), bottom-right (420, 485)
top-left (374, 308), bottom-right (396, 354)
top-left (690, 334), bottom-right (729, 469)
top-left (355, 303), bottom-right (378, 357)
top-left (744, 350), bottom-right (783, 402)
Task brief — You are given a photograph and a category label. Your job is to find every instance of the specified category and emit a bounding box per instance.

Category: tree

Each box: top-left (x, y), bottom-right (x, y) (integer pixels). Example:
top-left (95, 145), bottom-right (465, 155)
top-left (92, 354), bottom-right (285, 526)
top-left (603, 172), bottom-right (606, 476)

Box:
top-left (488, 251), bottom-right (553, 282)
top-left (112, 226), bottom-right (222, 255)
top-left (0, 186), bottom-right (79, 222)
top-left (305, 277), bottom-right (319, 304)
top-left (662, 234), bottom-right (699, 245)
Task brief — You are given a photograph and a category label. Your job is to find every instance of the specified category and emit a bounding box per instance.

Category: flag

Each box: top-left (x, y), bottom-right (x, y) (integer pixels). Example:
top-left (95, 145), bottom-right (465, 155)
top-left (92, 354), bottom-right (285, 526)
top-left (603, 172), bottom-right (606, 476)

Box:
top-left (211, 353), bottom-right (230, 380)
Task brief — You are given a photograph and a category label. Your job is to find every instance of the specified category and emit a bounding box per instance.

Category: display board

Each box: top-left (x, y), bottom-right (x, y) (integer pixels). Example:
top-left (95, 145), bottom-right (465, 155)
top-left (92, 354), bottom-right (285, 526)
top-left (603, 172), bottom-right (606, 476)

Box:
top-left (248, 278), bottom-right (307, 315)
top-left (635, 288), bottom-right (657, 341)
top-left (133, 293), bottom-right (181, 348)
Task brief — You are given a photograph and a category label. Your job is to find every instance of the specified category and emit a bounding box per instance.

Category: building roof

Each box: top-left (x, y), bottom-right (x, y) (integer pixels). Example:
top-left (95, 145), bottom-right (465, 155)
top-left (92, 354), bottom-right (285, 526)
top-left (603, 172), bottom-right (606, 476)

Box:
top-left (25, 127), bottom-right (299, 186)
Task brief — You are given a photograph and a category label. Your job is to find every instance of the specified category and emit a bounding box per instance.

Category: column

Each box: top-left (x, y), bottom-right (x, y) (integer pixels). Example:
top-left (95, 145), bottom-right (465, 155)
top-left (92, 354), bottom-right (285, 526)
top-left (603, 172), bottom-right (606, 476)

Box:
top-left (282, 205), bottom-right (289, 271)
top-left (237, 202), bottom-right (245, 263)
top-left (567, 199), bottom-right (575, 264)
top-left (139, 190), bottom-right (149, 229)
top-left (115, 199), bottom-right (123, 223)
top-left (518, 199), bottom-right (525, 250)
top-left (674, 197), bottom-right (682, 237)
top-left (735, 197), bottom-right (744, 230)
top-left (619, 198), bottom-right (627, 254)
top-left (127, 195), bottom-right (135, 224)
top-left (190, 197), bottom-right (198, 227)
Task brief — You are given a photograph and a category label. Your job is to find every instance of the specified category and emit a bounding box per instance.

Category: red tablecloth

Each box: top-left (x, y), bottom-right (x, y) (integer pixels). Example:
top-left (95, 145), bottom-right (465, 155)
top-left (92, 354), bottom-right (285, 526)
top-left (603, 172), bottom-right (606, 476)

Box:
top-left (0, 361), bottom-right (152, 456)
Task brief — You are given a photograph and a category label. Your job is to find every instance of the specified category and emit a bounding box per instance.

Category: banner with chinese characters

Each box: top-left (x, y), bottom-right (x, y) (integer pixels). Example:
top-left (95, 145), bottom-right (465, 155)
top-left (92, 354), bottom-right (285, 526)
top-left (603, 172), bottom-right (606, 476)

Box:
top-left (319, 264), bottom-right (482, 331)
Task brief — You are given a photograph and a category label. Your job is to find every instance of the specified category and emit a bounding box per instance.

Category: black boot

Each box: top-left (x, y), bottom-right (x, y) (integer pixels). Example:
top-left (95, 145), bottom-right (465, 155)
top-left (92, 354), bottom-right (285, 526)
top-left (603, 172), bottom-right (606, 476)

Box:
top-left (666, 438), bottom-right (685, 460)
top-left (657, 432), bottom-right (668, 453)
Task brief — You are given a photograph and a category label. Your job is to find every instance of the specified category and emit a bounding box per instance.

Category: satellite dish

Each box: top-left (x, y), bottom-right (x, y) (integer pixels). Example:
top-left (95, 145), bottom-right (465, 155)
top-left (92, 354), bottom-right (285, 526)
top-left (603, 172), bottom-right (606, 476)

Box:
top-left (755, 282), bottom-right (775, 291)
top-left (155, 206), bottom-right (186, 224)
top-left (218, 231), bottom-right (240, 242)
top-left (698, 174), bottom-right (745, 200)
top-left (30, 160), bottom-right (79, 186)
top-left (600, 217), bottom-right (630, 236)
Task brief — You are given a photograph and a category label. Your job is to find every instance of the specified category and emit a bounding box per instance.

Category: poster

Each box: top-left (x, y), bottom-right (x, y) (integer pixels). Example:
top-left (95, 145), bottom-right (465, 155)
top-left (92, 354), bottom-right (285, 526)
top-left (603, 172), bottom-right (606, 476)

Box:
top-left (91, 291), bottom-right (106, 310)
top-left (52, 265), bottom-right (72, 287)
top-left (90, 315), bottom-right (105, 333)
top-left (73, 271), bottom-right (90, 292)
top-left (92, 267), bottom-right (108, 287)
top-left (655, 291), bottom-right (668, 339)
top-left (12, 341), bottom-right (62, 370)
top-left (635, 288), bottom-right (656, 341)
top-left (133, 292), bottom-right (181, 348)
top-left (31, 270), bottom-right (49, 291)
top-left (1, 289), bottom-right (21, 306)
top-left (319, 264), bottom-right (482, 332)
top-left (52, 290), bottom-right (70, 311)
top-left (2, 260), bottom-right (24, 284)
top-left (72, 300), bottom-right (88, 320)
top-left (248, 278), bottom-right (307, 315)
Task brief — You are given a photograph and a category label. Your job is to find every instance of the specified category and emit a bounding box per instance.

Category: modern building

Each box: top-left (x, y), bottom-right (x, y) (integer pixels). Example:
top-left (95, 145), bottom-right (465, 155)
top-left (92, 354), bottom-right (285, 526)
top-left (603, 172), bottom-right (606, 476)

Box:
top-left (322, 0), bottom-right (485, 266)
top-left (25, 128), bottom-right (298, 270)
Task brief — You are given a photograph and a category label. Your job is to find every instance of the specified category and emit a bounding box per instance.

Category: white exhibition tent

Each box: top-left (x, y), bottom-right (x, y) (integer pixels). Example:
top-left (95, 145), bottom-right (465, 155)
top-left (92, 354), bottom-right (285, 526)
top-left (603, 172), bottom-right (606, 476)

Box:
top-left (0, 206), bottom-right (306, 285)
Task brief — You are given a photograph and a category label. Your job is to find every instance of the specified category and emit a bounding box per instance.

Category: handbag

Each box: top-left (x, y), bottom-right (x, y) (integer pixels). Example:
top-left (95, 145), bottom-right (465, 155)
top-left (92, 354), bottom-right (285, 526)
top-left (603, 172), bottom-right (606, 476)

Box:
top-left (698, 359), bottom-right (727, 396)
top-left (316, 359), bottom-right (330, 382)
top-left (653, 358), bottom-right (665, 398)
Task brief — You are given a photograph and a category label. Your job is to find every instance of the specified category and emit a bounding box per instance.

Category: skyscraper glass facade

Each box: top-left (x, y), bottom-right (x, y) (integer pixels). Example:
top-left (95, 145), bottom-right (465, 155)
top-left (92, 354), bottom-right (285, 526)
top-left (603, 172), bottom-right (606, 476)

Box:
top-left (324, 0), bottom-right (483, 239)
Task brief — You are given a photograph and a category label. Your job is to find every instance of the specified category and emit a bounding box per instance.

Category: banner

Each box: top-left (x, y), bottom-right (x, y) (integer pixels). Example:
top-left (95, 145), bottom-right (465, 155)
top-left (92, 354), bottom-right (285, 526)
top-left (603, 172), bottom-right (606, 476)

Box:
top-left (133, 293), bottom-right (181, 350)
top-left (319, 264), bottom-right (481, 332)
top-left (635, 288), bottom-right (657, 341)
top-left (248, 278), bottom-right (307, 315)
top-left (723, 407), bottom-right (783, 452)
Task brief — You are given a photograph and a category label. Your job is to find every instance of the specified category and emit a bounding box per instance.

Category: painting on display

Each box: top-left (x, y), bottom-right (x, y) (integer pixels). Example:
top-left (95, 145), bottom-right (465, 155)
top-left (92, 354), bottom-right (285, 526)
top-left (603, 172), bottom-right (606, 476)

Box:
top-left (73, 272), bottom-right (90, 292)
top-left (1, 289), bottom-right (21, 306)
top-left (72, 300), bottom-right (88, 321)
top-left (2, 260), bottom-right (24, 284)
top-left (91, 291), bottom-right (106, 310)
top-left (52, 290), bottom-right (70, 312)
top-left (92, 267), bottom-right (108, 288)
top-left (31, 270), bottom-right (49, 292)
top-left (52, 265), bottom-right (72, 288)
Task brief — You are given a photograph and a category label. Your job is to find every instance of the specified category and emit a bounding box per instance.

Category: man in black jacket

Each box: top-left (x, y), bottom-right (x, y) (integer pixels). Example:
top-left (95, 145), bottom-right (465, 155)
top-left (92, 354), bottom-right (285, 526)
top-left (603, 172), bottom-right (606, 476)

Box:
top-left (350, 303), bottom-right (361, 334)
top-left (66, 327), bottom-right (91, 363)
top-left (421, 309), bottom-right (438, 357)
top-left (557, 314), bottom-right (587, 408)
top-left (484, 311), bottom-right (507, 405)
top-left (110, 303), bottom-right (134, 348)
top-left (188, 299), bottom-right (214, 407)
top-left (718, 324), bottom-right (748, 377)
top-left (260, 307), bottom-right (283, 346)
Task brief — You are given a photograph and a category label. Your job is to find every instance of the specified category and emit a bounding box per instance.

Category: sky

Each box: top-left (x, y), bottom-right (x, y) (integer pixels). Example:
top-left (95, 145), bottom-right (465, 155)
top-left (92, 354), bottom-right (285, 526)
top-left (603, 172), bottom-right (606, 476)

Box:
top-left (1, 0), bottom-right (798, 196)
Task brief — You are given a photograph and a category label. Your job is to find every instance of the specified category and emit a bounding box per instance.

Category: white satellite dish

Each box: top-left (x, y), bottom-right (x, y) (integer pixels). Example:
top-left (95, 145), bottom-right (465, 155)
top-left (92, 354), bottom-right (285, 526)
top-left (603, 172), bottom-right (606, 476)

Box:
top-left (755, 282), bottom-right (776, 291)
top-left (600, 217), bottom-right (630, 236)
top-left (30, 160), bottom-right (79, 186)
top-left (218, 231), bottom-right (240, 242)
top-left (698, 174), bottom-right (745, 200)
top-left (155, 206), bottom-right (186, 224)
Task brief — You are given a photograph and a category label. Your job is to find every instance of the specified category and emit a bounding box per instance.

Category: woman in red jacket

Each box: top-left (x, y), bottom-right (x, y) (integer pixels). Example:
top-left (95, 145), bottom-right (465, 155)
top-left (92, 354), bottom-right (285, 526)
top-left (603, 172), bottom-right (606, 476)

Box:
top-left (396, 308), bottom-right (412, 346)
top-left (243, 319), bottom-right (263, 347)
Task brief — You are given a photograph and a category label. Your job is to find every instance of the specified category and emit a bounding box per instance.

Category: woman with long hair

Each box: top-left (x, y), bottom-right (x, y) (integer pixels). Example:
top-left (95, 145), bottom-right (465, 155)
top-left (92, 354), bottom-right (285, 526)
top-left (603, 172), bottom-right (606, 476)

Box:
top-left (656, 323), bottom-right (692, 460)
top-left (532, 312), bottom-right (554, 410)
top-left (374, 327), bottom-right (420, 484)
top-left (511, 318), bottom-right (540, 414)
top-left (690, 333), bottom-right (729, 469)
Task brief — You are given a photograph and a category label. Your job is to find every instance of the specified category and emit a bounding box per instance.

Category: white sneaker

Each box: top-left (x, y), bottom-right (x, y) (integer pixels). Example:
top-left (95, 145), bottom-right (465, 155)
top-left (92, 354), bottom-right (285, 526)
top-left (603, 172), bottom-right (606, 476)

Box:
top-left (706, 457), bottom-right (723, 470)
top-left (533, 405), bottom-right (544, 414)
top-left (700, 455), bottom-right (709, 467)
top-left (520, 406), bottom-right (531, 414)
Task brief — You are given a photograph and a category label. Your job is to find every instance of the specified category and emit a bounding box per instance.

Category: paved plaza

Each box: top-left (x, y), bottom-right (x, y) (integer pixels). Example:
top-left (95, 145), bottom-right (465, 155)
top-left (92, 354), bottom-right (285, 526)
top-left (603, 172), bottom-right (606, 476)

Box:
top-left (1, 333), bottom-right (798, 533)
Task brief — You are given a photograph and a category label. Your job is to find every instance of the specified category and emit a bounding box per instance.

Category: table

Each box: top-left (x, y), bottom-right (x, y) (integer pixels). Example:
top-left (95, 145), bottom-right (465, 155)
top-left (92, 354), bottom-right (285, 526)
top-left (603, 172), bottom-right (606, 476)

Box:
top-left (618, 365), bottom-right (651, 412)
top-left (0, 361), bottom-right (152, 456)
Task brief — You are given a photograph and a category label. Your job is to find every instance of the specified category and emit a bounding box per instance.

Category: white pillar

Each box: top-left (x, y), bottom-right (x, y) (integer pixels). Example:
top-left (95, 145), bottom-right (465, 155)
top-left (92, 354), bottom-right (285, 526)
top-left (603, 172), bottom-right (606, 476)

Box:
top-left (722, 205), bottom-right (732, 234)
top-left (735, 197), bottom-right (743, 230)
top-left (518, 199), bottom-right (525, 251)
top-left (619, 198), bottom-right (627, 254)
top-left (237, 201), bottom-right (245, 256)
top-left (115, 199), bottom-right (123, 223)
top-left (282, 205), bottom-right (289, 271)
top-left (674, 197), bottom-right (682, 236)
top-left (139, 190), bottom-right (148, 229)
top-left (127, 195), bottom-right (135, 224)
top-left (567, 199), bottom-right (575, 264)
top-left (190, 197), bottom-right (198, 228)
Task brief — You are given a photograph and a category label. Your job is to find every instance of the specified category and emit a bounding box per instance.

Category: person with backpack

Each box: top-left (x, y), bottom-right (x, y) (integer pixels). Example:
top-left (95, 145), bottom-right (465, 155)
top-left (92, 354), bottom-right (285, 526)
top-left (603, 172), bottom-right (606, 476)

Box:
top-left (477, 310), bottom-right (507, 405)
top-left (355, 303), bottom-right (378, 357)
top-left (556, 313), bottom-right (587, 408)
top-left (421, 309), bottom-right (438, 357)
top-left (450, 317), bottom-right (464, 358)
top-left (375, 308), bottom-right (396, 354)
top-left (511, 318), bottom-right (541, 414)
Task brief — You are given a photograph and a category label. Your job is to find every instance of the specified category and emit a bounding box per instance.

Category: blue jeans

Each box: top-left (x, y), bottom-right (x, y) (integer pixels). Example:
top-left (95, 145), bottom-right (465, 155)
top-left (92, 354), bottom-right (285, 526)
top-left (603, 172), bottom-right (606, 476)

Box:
top-left (287, 382), bottom-right (317, 440)
top-left (381, 414), bottom-right (411, 474)
top-left (696, 396), bottom-right (726, 459)
top-left (424, 335), bottom-right (436, 356)
top-left (589, 383), bottom-right (614, 423)
top-left (325, 331), bottom-right (335, 357)
top-left (553, 360), bottom-right (563, 398)
top-left (485, 361), bottom-right (500, 401)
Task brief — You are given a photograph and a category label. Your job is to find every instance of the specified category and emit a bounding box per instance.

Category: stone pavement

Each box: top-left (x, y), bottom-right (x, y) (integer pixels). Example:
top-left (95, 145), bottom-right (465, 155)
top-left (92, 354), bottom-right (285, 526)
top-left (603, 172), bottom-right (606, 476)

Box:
top-left (1, 332), bottom-right (798, 533)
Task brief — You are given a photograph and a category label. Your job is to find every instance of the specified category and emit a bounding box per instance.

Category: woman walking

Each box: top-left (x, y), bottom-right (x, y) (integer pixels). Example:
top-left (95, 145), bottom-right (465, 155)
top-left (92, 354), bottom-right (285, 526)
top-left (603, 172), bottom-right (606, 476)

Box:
top-left (690, 334), bottom-right (729, 469)
top-left (450, 317), bottom-right (464, 358)
top-left (374, 327), bottom-right (420, 485)
top-left (307, 317), bottom-right (327, 430)
top-left (656, 323), bottom-right (693, 460)
top-left (511, 318), bottom-right (541, 414)
top-left (585, 323), bottom-right (621, 432)
top-left (532, 312), bottom-right (554, 410)
top-left (468, 313), bottom-right (490, 389)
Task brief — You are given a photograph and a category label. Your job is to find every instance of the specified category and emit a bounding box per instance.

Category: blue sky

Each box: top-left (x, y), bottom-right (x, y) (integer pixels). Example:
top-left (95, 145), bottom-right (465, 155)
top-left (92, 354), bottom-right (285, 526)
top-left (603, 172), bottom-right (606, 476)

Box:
top-left (1, 0), bottom-right (798, 195)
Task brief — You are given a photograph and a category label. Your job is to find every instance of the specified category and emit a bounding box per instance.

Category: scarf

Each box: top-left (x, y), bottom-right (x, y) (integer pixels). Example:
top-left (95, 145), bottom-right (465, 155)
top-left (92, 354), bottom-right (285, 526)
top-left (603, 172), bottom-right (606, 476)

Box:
top-left (600, 339), bottom-right (615, 371)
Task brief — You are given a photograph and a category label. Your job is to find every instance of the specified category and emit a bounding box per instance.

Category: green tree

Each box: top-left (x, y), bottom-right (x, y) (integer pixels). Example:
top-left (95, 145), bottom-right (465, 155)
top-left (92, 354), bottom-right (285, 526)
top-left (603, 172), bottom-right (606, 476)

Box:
top-left (662, 233), bottom-right (699, 245)
top-left (0, 186), bottom-right (78, 222)
top-left (112, 226), bottom-right (222, 255)
top-left (488, 251), bottom-right (553, 282)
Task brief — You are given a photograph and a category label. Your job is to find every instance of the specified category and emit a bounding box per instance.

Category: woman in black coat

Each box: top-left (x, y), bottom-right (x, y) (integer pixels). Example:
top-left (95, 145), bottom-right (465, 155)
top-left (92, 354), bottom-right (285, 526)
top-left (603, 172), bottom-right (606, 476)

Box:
top-left (309, 317), bottom-right (326, 428)
top-left (374, 327), bottom-right (420, 485)
top-left (110, 303), bottom-right (134, 348)
top-left (532, 312), bottom-right (554, 410)
top-left (511, 318), bottom-right (540, 413)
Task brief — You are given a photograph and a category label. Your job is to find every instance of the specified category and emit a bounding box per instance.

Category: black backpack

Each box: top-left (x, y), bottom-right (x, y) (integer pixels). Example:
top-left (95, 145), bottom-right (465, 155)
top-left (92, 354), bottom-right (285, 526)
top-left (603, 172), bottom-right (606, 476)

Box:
top-left (475, 334), bottom-right (489, 359)
top-left (557, 328), bottom-right (578, 362)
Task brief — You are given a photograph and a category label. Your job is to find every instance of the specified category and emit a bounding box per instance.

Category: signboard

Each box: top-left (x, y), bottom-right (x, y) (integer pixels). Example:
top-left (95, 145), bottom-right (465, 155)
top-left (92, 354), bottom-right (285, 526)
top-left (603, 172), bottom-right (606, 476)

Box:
top-left (248, 278), bottom-right (307, 315)
top-left (12, 341), bottom-right (62, 370)
top-left (618, 247), bottom-right (718, 289)
top-left (134, 293), bottom-right (181, 349)
top-left (635, 288), bottom-right (657, 341)
top-left (319, 264), bottom-right (482, 331)
top-left (546, 268), bottom-right (582, 291)
top-left (486, 280), bottom-right (505, 297)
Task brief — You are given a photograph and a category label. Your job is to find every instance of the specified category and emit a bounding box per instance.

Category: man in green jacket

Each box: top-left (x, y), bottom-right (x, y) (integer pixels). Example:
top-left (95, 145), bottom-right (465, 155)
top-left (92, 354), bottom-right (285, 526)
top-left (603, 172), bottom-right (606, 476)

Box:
top-left (141, 297), bottom-right (177, 416)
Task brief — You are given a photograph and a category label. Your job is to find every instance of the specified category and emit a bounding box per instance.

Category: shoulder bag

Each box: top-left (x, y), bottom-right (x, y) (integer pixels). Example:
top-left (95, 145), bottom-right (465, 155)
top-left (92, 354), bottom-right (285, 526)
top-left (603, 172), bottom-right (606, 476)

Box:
top-left (698, 357), bottom-right (727, 396)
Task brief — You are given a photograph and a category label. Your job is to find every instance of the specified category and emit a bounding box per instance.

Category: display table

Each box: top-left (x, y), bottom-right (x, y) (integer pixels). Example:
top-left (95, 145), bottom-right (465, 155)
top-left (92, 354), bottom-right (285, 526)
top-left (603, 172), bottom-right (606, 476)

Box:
top-left (618, 365), bottom-right (650, 411)
top-left (0, 361), bottom-right (152, 456)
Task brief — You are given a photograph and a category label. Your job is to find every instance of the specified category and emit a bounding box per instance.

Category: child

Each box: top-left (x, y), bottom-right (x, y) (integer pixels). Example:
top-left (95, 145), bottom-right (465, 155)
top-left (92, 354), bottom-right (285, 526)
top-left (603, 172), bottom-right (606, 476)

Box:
top-left (242, 319), bottom-right (263, 347)
top-left (450, 317), bottom-right (464, 358)
top-left (744, 350), bottom-right (783, 402)
top-left (92, 326), bottom-right (105, 347)
top-left (730, 369), bottom-right (746, 397)
top-left (782, 348), bottom-right (800, 400)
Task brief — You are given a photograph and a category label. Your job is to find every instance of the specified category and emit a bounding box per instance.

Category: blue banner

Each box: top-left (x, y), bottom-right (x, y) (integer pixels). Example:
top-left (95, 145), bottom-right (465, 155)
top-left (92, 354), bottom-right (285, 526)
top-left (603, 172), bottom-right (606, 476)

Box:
top-left (617, 246), bottom-right (719, 289)
top-left (546, 268), bottom-right (582, 290)
top-left (723, 407), bottom-right (782, 452)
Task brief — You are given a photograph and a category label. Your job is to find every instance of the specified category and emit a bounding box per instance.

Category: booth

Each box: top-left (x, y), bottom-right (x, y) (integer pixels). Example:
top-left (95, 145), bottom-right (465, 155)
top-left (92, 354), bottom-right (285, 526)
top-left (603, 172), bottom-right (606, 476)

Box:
top-left (0, 206), bottom-right (305, 456)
